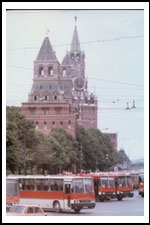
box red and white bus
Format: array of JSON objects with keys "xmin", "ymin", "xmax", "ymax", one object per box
[
  {"xmin": 14, "ymin": 175, "xmax": 95, "ymax": 213},
  {"xmin": 75, "ymin": 173, "xmax": 116, "ymax": 202},
  {"xmin": 130, "ymin": 171, "xmax": 139, "ymax": 189},
  {"xmin": 113, "ymin": 174, "xmax": 134, "ymax": 201},
  {"xmin": 138, "ymin": 173, "xmax": 144, "ymax": 197},
  {"xmin": 6, "ymin": 177, "xmax": 20, "ymax": 211},
  {"xmin": 91, "ymin": 174, "xmax": 116, "ymax": 202}
]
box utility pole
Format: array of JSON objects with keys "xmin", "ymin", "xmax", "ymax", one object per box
[
  {"xmin": 80, "ymin": 143, "xmax": 83, "ymax": 173},
  {"xmin": 106, "ymin": 154, "xmax": 109, "ymax": 172},
  {"xmin": 59, "ymin": 139, "xmax": 62, "ymax": 174},
  {"xmin": 95, "ymin": 147, "xmax": 98, "ymax": 172},
  {"xmin": 24, "ymin": 120, "xmax": 26, "ymax": 175}
]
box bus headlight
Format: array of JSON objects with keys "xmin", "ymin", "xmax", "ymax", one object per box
[{"xmin": 74, "ymin": 200, "xmax": 79, "ymax": 203}]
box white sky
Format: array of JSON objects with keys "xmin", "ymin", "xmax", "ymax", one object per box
[
  {"xmin": 3, "ymin": 2, "xmax": 149, "ymax": 224},
  {"xmin": 5, "ymin": 5, "xmax": 148, "ymax": 162}
]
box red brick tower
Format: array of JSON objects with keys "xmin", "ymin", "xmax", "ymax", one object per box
[
  {"xmin": 22, "ymin": 20, "xmax": 98, "ymax": 137},
  {"xmin": 61, "ymin": 20, "xmax": 98, "ymax": 129}
]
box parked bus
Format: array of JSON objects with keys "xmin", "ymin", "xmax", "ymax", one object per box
[
  {"xmin": 138, "ymin": 173, "xmax": 144, "ymax": 197},
  {"xmin": 6, "ymin": 177, "xmax": 20, "ymax": 211},
  {"xmin": 15, "ymin": 175, "xmax": 95, "ymax": 213},
  {"xmin": 92, "ymin": 174, "xmax": 116, "ymax": 202},
  {"xmin": 130, "ymin": 171, "xmax": 139, "ymax": 189},
  {"xmin": 113, "ymin": 174, "xmax": 134, "ymax": 201},
  {"xmin": 76, "ymin": 173, "xmax": 116, "ymax": 202}
]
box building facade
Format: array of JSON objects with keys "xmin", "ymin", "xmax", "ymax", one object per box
[{"xmin": 22, "ymin": 23, "xmax": 98, "ymax": 137}]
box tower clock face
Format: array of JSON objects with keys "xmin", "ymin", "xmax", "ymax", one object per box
[{"xmin": 74, "ymin": 77, "xmax": 85, "ymax": 90}]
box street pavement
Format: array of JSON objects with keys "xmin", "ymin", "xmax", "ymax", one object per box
[{"xmin": 52, "ymin": 190, "xmax": 144, "ymax": 216}]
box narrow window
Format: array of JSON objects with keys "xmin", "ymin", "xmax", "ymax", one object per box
[
  {"xmin": 45, "ymin": 96, "xmax": 47, "ymax": 100},
  {"xmin": 34, "ymin": 96, "xmax": 37, "ymax": 101},
  {"xmin": 48, "ymin": 67, "xmax": 53, "ymax": 76},
  {"xmin": 36, "ymin": 121, "xmax": 38, "ymax": 129},
  {"xmin": 54, "ymin": 95, "xmax": 57, "ymax": 100},
  {"xmin": 62, "ymin": 69, "xmax": 67, "ymax": 77},
  {"xmin": 39, "ymin": 67, "xmax": 44, "ymax": 76},
  {"xmin": 68, "ymin": 120, "xmax": 71, "ymax": 129},
  {"xmin": 44, "ymin": 121, "xmax": 47, "ymax": 130}
]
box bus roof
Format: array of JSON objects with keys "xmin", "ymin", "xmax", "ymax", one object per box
[{"xmin": 6, "ymin": 175, "xmax": 93, "ymax": 180}]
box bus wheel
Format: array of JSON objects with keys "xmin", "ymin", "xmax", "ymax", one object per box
[
  {"xmin": 99, "ymin": 197, "xmax": 104, "ymax": 202},
  {"xmin": 74, "ymin": 208, "xmax": 81, "ymax": 214},
  {"xmin": 117, "ymin": 196, "xmax": 123, "ymax": 201},
  {"xmin": 53, "ymin": 201, "xmax": 61, "ymax": 213}
]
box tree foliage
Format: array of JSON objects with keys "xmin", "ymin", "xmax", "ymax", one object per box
[{"xmin": 6, "ymin": 106, "xmax": 117, "ymax": 175}]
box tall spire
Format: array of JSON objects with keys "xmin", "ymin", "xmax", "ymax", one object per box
[
  {"xmin": 70, "ymin": 17, "xmax": 81, "ymax": 53},
  {"xmin": 36, "ymin": 32, "xmax": 57, "ymax": 61}
]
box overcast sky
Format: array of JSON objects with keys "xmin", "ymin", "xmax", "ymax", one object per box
[{"xmin": 5, "ymin": 8, "xmax": 146, "ymax": 161}]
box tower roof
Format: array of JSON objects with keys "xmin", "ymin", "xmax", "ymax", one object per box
[
  {"xmin": 70, "ymin": 25, "xmax": 81, "ymax": 53},
  {"xmin": 36, "ymin": 35, "xmax": 57, "ymax": 61}
]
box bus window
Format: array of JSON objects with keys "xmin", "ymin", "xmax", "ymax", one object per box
[
  {"xmin": 65, "ymin": 184, "xmax": 71, "ymax": 194},
  {"xmin": 118, "ymin": 177, "xmax": 126, "ymax": 187},
  {"xmin": 36, "ymin": 179, "xmax": 43, "ymax": 191},
  {"xmin": 84, "ymin": 179, "xmax": 93, "ymax": 194},
  {"xmin": 50, "ymin": 179, "xmax": 63, "ymax": 192},
  {"xmin": 108, "ymin": 177, "xmax": 115, "ymax": 188},
  {"xmin": 101, "ymin": 177, "xmax": 108, "ymax": 188},
  {"xmin": 126, "ymin": 177, "xmax": 132, "ymax": 187},
  {"xmin": 6, "ymin": 180, "xmax": 19, "ymax": 196},
  {"xmin": 73, "ymin": 179, "xmax": 84, "ymax": 194},
  {"xmin": 42, "ymin": 180, "xmax": 50, "ymax": 191}
]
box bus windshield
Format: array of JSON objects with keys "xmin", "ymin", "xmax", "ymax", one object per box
[
  {"xmin": 101, "ymin": 177, "xmax": 109, "ymax": 188},
  {"xmin": 108, "ymin": 177, "xmax": 115, "ymax": 188},
  {"xmin": 126, "ymin": 176, "xmax": 133, "ymax": 187},
  {"xmin": 117, "ymin": 177, "xmax": 126, "ymax": 187},
  {"xmin": 100, "ymin": 177, "xmax": 115, "ymax": 188},
  {"xmin": 84, "ymin": 178, "xmax": 94, "ymax": 194},
  {"xmin": 6, "ymin": 181, "xmax": 19, "ymax": 196},
  {"xmin": 139, "ymin": 174, "xmax": 144, "ymax": 184},
  {"xmin": 73, "ymin": 178, "xmax": 84, "ymax": 194}
]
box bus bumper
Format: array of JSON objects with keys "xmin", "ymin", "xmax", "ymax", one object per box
[{"xmin": 71, "ymin": 202, "xmax": 95, "ymax": 210}]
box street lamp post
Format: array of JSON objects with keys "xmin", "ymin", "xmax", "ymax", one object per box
[
  {"xmin": 59, "ymin": 139, "xmax": 62, "ymax": 174},
  {"xmin": 80, "ymin": 143, "xmax": 83, "ymax": 173},
  {"xmin": 24, "ymin": 120, "xmax": 26, "ymax": 175},
  {"xmin": 106, "ymin": 154, "xmax": 109, "ymax": 172}
]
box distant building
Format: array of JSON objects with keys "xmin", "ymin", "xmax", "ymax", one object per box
[
  {"xmin": 22, "ymin": 20, "xmax": 98, "ymax": 137},
  {"xmin": 106, "ymin": 133, "xmax": 118, "ymax": 152}
]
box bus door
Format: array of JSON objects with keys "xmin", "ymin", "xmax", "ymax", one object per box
[
  {"xmin": 64, "ymin": 182, "xmax": 72, "ymax": 210},
  {"xmin": 94, "ymin": 178, "xmax": 99, "ymax": 200}
]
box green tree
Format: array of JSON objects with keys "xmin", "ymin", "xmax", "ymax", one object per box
[
  {"xmin": 76, "ymin": 125, "xmax": 117, "ymax": 172},
  {"xmin": 50, "ymin": 128, "xmax": 79, "ymax": 173},
  {"xmin": 6, "ymin": 106, "xmax": 37, "ymax": 174}
]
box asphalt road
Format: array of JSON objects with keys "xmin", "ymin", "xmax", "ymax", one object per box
[{"xmin": 52, "ymin": 190, "xmax": 144, "ymax": 216}]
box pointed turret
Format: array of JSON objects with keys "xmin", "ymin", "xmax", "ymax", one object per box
[
  {"xmin": 70, "ymin": 17, "xmax": 81, "ymax": 53},
  {"xmin": 36, "ymin": 34, "xmax": 57, "ymax": 61}
]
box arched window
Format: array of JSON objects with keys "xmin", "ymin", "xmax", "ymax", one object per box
[
  {"xmin": 71, "ymin": 53, "xmax": 74, "ymax": 60},
  {"xmin": 60, "ymin": 121, "xmax": 63, "ymax": 127},
  {"xmin": 68, "ymin": 120, "xmax": 71, "ymax": 129},
  {"xmin": 54, "ymin": 95, "xmax": 57, "ymax": 100},
  {"xmin": 44, "ymin": 121, "xmax": 47, "ymax": 130},
  {"xmin": 48, "ymin": 67, "xmax": 54, "ymax": 76},
  {"xmin": 76, "ymin": 53, "xmax": 80, "ymax": 61},
  {"xmin": 39, "ymin": 67, "xmax": 44, "ymax": 76},
  {"xmin": 34, "ymin": 96, "xmax": 37, "ymax": 101},
  {"xmin": 62, "ymin": 69, "xmax": 67, "ymax": 77},
  {"xmin": 36, "ymin": 121, "xmax": 38, "ymax": 129},
  {"xmin": 45, "ymin": 96, "xmax": 47, "ymax": 100}
]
